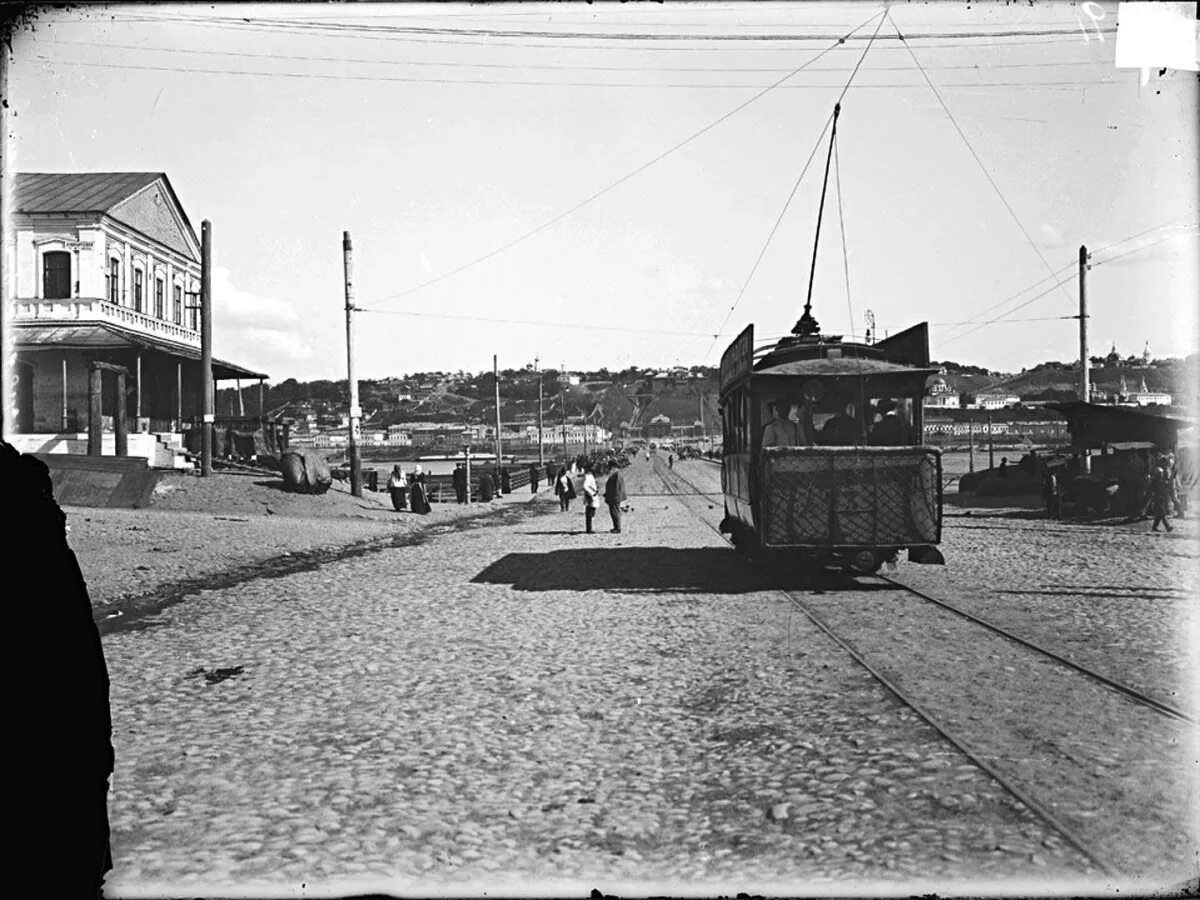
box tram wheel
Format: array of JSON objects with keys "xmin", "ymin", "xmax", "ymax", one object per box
[{"xmin": 843, "ymin": 549, "xmax": 882, "ymax": 575}]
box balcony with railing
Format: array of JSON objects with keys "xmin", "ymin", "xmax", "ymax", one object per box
[{"xmin": 11, "ymin": 296, "xmax": 201, "ymax": 349}]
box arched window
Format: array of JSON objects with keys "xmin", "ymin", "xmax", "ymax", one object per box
[{"xmin": 43, "ymin": 251, "xmax": 71, "ymax": 299}]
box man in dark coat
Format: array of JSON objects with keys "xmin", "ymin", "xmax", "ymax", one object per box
[
  {"xmin": 5, "ymin": 442, "xmax": 114, "ymax": 896},
  {"xmin": 452, "ymin": 463, "xmax": 467, "ymax": 504},
  {"xmin": 604, "ymin": 465, "xmax": 628, "ymax": 533},
  {"xmin": 869, "ymin": 399, "xmax": 913, "ymax": 446},
  {"xmin": 820, "ymin": 402, "xmax": 861, "ymax": 446}
]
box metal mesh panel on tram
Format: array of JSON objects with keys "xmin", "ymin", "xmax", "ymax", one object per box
[{"xmin": 761, "ymin": 447, "xmax": 941, "ymax": 547}]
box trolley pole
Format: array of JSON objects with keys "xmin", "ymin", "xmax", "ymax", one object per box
[
  {"xmin": 343, "ymin": 231, "xmax": 362, "ymax": 498},
  {"xmin": 200, "ymin": 220, "xmax": 213, "ymax": 477},
  {"xmin": 536, "ymin": 356, "xmax": 544, "ymax": 467},
  {"xmin": 494, "ymin": 355, "xmax": 503, "ymax": 491}
]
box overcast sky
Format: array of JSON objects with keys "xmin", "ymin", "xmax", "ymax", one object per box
[{"xmin": 8, "ymin": 1, "xmax": 1198, "ymax": 382}]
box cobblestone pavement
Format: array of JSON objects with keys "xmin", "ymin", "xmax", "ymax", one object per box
[{"xmin": 95, "ymin": 457, "xmax": 1193, "ymax": 897}]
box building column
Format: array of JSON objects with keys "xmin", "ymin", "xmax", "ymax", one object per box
[
  {"xmin": 115, "ymin": 369, "xmax": 128, "ymax": 457},
  {"xmin": 88, "ymin": 365, "xmax": 103, "ymax": 456}
]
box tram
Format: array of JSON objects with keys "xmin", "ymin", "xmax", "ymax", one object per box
[{"xmin": 717, "ymin": 310, "xmax": 945, "ymax": 574}]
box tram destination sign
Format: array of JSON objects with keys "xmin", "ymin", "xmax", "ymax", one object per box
[{"xmin": 720, "ymin": 324, "xmax": 754, "ymax": 393}]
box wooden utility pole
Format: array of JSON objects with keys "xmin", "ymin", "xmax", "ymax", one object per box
[
  {"xmin": 200, "ymin": 220, "xmax": 213, "ymax": 476},
  {"xmin": 344, "ymin": 231, "xmax": 362, "ymax": 497},
  {"xmin": 987, "ymin": 412, "xmax": 995, "ymax": 470},
  {"xmin": 1079, "ymin": 245, "xmax": 1090, "ymax": 405},
  {"xmin": 494, "ymin": 355, "xmax": 503, "ymax": 491},
  {"xmin": 536, "ymin": 356, "xmax": 544, "ymax": 467},
  {"xmin": 560, "ymin": 361, "xmax": 567, "ymax": 462},
  {"xmin": 968, "ymin": 419, "xmax": 975, "ymax": 473}
]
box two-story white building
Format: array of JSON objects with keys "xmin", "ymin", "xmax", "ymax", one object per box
[{"xmin": 7, "ymin": 172, "xmax": 266, "ymax": 465}]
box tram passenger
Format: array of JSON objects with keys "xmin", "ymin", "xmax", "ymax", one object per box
[
  {"xmin": 868, "ymin": 399, "xmax": 912, "ymax": 446},
  {"xmin": 820, "ymin": 402, "xmax": 861, "ymax": 446},
  {"xmin": 761, "ymin": 399, "xmax": 801, "ymax": 448}
]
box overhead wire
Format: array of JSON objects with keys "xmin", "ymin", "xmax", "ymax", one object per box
[
  {"xmin": 886, "ymin": 8, "xmax": 1077, "ymax": 313},
  {"xmin": 834, "ymin": 136, "xmax": 854, "ymax": 341},
  {"xmin": 703, "ymin": 10, "xmax": 888, "ymax": 362},
  {"xmin": 937, "ymin": 216, "xmax": 1197, "ymax": 343},
  {"xmin": 46, "ymin": 38, "xmax": 1114, "ymax": 74},
  {"xmin": 355, "ymin": 10, "xmax": 888, "ymax": 312},
  {"xmin": 36, "ymin": 59, "xmax": 1129, "ymax": 90},
  {"xmin": 936, "ymin": 226, "xmax": 1197, "ymax": 348}
]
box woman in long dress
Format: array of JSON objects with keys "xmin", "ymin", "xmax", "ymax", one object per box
[
  {"xmin": 387, "ymin": 465, "xmax": 408, "ymax": 511},
  {"xmin": 410, "ymin": 465, "xmax": 431, "ymax": 515}
]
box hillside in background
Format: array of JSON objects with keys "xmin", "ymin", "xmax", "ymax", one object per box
[{"xmin": 216, "ymin": 353, "xmax": 1198, "ymax": 429}]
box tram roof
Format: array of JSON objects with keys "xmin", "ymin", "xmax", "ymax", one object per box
[{"xmin": 753, "ymin": 356, "xmax": 940, "ymax": 379}]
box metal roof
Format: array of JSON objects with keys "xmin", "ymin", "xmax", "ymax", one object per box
[
  {"xmin": 12, "ymin": 323, "xmax": 268, "ymax": 380},
  {"xmin": 14, "ymin": 172, "xmax": 166, "ymax": 214},
  {"xmin": 755, "ymin": 357, "xmax": 940, "ymax": 378}
]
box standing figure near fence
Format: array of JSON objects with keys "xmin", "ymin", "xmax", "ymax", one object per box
[
  {"xmin": 581, "ymin": 464, "xmax": 599, "ymax": 533},
  {"xmin": 452, "ymin": 463, "xmax": 468, "ymax": 504},
  {"xmin": 555, "ymin": 466, "xmax": 574, "ymax": 512},
  {"xmin": 1149, "ymin": 467, "xmax": 1174, "ymax": 532},
  {"xmin": 387, "ymin": 465, "xmax": 409, "ymax": 512},
  {"xmin": 410, "ymin": 465, "xmax": 431, "ymax": 515},
  {"xmin": 604, "ymin": 464, "xmax": 627, "ymax": 533}
]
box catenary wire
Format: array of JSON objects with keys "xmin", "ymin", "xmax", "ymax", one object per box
[
  {"xmin": 886, "ymin": 9, "xmax": 1077, "ymax": 314},
  {"xmin": 834, "ymin": 137, "xmax": 855, "ymax": 341},
  {"xmin": 35, "ymin": 59, "xmax": 1132, "ymax": 90},
  {"xmin": 352, "ymin": 11, "xmax": 886, "ymax": 310},
  {"xmin": 704, "ymin": 11, "xmax": 888, "ymax": 361},
  {"xmin": 46, "ymin": 39, "xmax": 1114, "ymax": 74}
]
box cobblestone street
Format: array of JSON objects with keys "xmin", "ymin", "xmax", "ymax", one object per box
[{"xmin": 88, "ymin": 458, "xmax": 1197, "ymax": 897}]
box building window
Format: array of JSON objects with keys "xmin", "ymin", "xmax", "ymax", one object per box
[
  {"xmin": 108, "ymin": 258, "xmax": 121, "ymax": 304},
  {"xmin": 43, "ymin": 251, "xmax": 72, "ymax": 299},
  {"xmin": 155, "ymin": 277, "xmax": 165, "ymax": 319},
  {"xmin": 133, "ymin": 268, "xmax": 144, "ymax": 312},
  {"xmin": 173, "ymin": 284, "xmax": 182, "ymax": 324}
]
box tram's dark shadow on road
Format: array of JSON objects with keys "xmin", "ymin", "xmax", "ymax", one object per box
[{"xmin": 472, "ymin": 548, "xmax": 892, "ymax": 594}]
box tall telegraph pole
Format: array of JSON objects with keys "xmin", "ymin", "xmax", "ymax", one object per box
[
  {"xmin": 344, "ymin": 231, "xmax": 362, "ymax": 498},
  {"xmin": 200, "ymin": 220, "xmax": 213, "ymax": 477},
  {"xmin": 535, "ymin": 356, "xmax": 544, "ymax": 467},
  {"xmin": 1079, "ymin": 244, "xmax": 1091, "ymax": 474},
  {"xmin": 494, "ymin": 355, "xmax": 503, "ymax": 486}
]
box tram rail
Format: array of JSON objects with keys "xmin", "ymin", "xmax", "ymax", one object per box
[{"xmin": 652, "ymin": 457, "xmax": 1195, "ymax": 879}]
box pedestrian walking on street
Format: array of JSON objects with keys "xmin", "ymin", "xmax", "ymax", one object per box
[
  {"xmin": 1150, "ymin": 467, "xmax": 1174, "ymax": 532},
  {"xmin": 410, "ymin": 465, "xmax": 431, "ymax": 515},
  {"xmin": 604, "ymin": 464, "xmax": 627, "ymax": 533},
  {"xmin": 452, "ymin": 463, "xmax": 467, "ymax": 504},
  {"xmin": 555, "ymin": 466, "xmax": 575, "ymax": 511},
  {"xmin": 581, "ymin": 464, "xmax": 599, "ymax": 533},
  {"xmin": 387, "ymin": 465, "xmax": 409, "ymax": 511}
]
